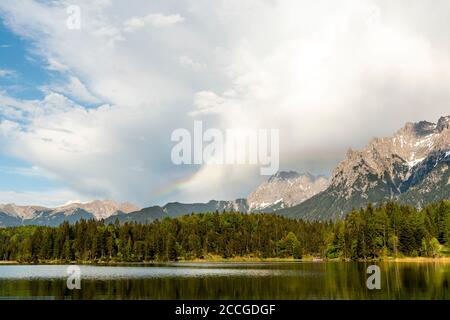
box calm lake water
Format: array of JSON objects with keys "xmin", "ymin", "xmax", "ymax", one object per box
[{"xmin": 0, "ymin": 262, "xmax": 449, "ymax": 300}]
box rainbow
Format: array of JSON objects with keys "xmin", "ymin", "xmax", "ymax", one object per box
[{"xmin": 150, "ymin": 171, "xmax": 198, "ymax": 200}]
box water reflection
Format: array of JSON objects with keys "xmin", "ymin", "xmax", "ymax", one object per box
[{"xmin": 0, "ymin": 262, "xmax": 449, "ymax": 300}]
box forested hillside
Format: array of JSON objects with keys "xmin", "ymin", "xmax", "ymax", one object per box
[{"xmin": 0, "ymin": 201, "xmax": 449, "ymax": 263}]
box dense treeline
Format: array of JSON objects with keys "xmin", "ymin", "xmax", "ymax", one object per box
[
  {"xmin": 326, "ymin": 201, "xmax": 450, "ymax": 259},
  {"xmin": 0, "ymin": 213, "xmax": 330, "ymax": 262},
  {"xmin": 0, "ymin": 201, "xmax": 449, "ymax": 263}
]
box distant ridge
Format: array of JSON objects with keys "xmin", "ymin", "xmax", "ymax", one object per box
[
  {"xmin": 276, "ymin": 116, "xmax": 450, "ymax": 220},
  {"xmin": 0, "ymin": 200, "xmax": 139, "ymax": 227},
  {"xmin": 109, "ymin": 172, "xmax": 329, "ymax": 224}
]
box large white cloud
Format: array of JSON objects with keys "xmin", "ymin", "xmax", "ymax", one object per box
[
  {"xmin": 124, "ymin": 13, "xmax": 184, "ymax": 32},
  {"xmin": 0, "ymin": 0, "xmax": 450, "ymax": 206}
]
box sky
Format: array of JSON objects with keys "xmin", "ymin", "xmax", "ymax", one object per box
[{"xmin": 0, "ymin": 0, "xmax": 449, "ymax": 208}]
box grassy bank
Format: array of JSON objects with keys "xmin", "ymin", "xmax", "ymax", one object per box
[
  {"xmin": 1, "ymin": 245, "xmax": 449, "ymax": 265},
  {"xmin": 178, "ymin": 254, "xmax": 316, "ymax": 263},
  {"xmin": 0, "ymin": 261, "xmax": 18, "ymax": 264},
  {"xmin": 3, "ymin": 255, "xmax": 450, "ymax": 265},
  {"xmin": 0, "ymin": 257, "xmax": 308, "ymax": 265},
  {"xmin": 381, "ymin": 256, "xmax": 450, "ymax": 263}
]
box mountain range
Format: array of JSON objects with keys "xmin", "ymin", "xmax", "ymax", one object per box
[
  {"xmin": 277, "ymin": 116, "xmax": 450, "ymax": 220},
  {"xmin": 0, "ymin": 116, "xmax": 449, "ymax": 226},
  {"xmin": 105, "ymin": 171, "xmax": 328, "ymax": 224},
  {"xmin": 0, "ymin": 200, "xmax": 139, "ymax": 227},
  {"xmin": 0, "ymin": 171, "xmax": 327, "ymax": 226}
]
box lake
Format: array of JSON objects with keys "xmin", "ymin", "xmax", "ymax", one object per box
[{"xmin": 0, "ymin": 262, "xmax": 449, "ymax": 300}]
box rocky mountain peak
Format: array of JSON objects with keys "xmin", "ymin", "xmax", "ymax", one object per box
[
  {"xmin": 396, "ymin": 121, "xmax": 436, "ymax": 139},
  {"xmin": 280, "ymin": 115, "xmax": 450, "ymax": 221},
  {"xmin": 55, "ymin": 200, "xmax": 140, "ymax": 219},
  {"xmin": 345, "ymin": 148, "xmax": 362, "ymax": 160},
  {"xmin": 437, "ymin": 116, "xmax": 450, "ymax": 132},
  {"xmin": 0, "ymin": 203, "xmax": 47, "ymax": 219},
  {"xmin": 0, "ymin": 200, "xmax": 140, "ymax": 225},
  {"xmin": 329, "ymin": 116, "xmax": 450, "ymax": 200},
  {"xmin": 248, "ymin": 171, "xmax": 328, "ymax": 211},
  {"xmin": 397, "ymin": 116, "xmax": 450, "ymax": 137},
  {"xmin": 268, "ymin": 170, "xmax": 301, "ymax": 182}
]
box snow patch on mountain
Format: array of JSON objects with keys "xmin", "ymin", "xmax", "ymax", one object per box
[{"xmin": 247, "ymin": 171, "xmax": 328, "ymax": 211}]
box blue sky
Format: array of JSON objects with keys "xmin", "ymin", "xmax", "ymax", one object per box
[
  {"xmin": 0, "ymin": 21, "xmax": 48, "ymax": 100},
  {"xmin": 0, "ymin": 1, "xmax": 449, "ymax": 208},
  {"xmin": 0, "ymin": 21, "xmax": 65, "ymax": 200}
]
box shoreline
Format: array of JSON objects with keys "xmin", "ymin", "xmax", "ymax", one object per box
[
  {"xmin": 0, "ymin": 261, "xmax": 19, "ymax": 264},
  {"xmin": 382, "ymin": 257, "xmax": 450, "ymax": 263},
  {"xmin": 1, "ymin": 256, "xmax": 450, "ymax": 265}
]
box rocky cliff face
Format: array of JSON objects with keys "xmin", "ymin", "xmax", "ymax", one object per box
[
  {"xmin": 277, "ymin": 116, "xmax": 450, "ymax": 220},
  {"xmin": 54, "ymin": 200, "xmax": 139, "ymax": 220},
  {"xmin": 247, "ymin": 171, "xmax": 328, "ymax": 212},
  {"xmin": 0, "ymin": 204, "xmax": 48, "ymax": 220}
]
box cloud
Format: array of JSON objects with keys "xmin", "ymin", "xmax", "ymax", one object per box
[
  {"xmin": 124, "ymin": 13, "xmax": 184, "ymax": 32},
  {"xmin": 46, "ymin": 58, "xmax": 69, "ymax": 72},
  {"xmin": 0, "ymin": 189, "xmax": 91, "ymax": 207},
  {"xmin": 190, "ymin": 91, "xmax": 226, "ymax": 115},
  {"xmin": 0, "ymin": 165, "xmax": 56, "ymax": 179},
  {"xmin": 0, "ymin": 91, "xmax": 182, "ymax": 205},
  {"xmin": 0, "ymin": 91, "xmax": 77, "ymax": 122},
  {"xmin": 0, "ymin": 69, "xmax": 15, "ymax": 77},
  {"xmin": 179, "ymin": 55, "xmax": 206, "ymax": 72},
  {"xmin": 0, "ymin": 0, "xmax": 450, "ymax": 206},
  {"xmin": 42, "ymin": 76, "xmax": 101, "ymax": 105}
]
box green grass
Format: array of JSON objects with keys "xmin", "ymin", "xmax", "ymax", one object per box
[{"xmin": 440, "ymin": 245, "xmax": 450, "ymax": 257}]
